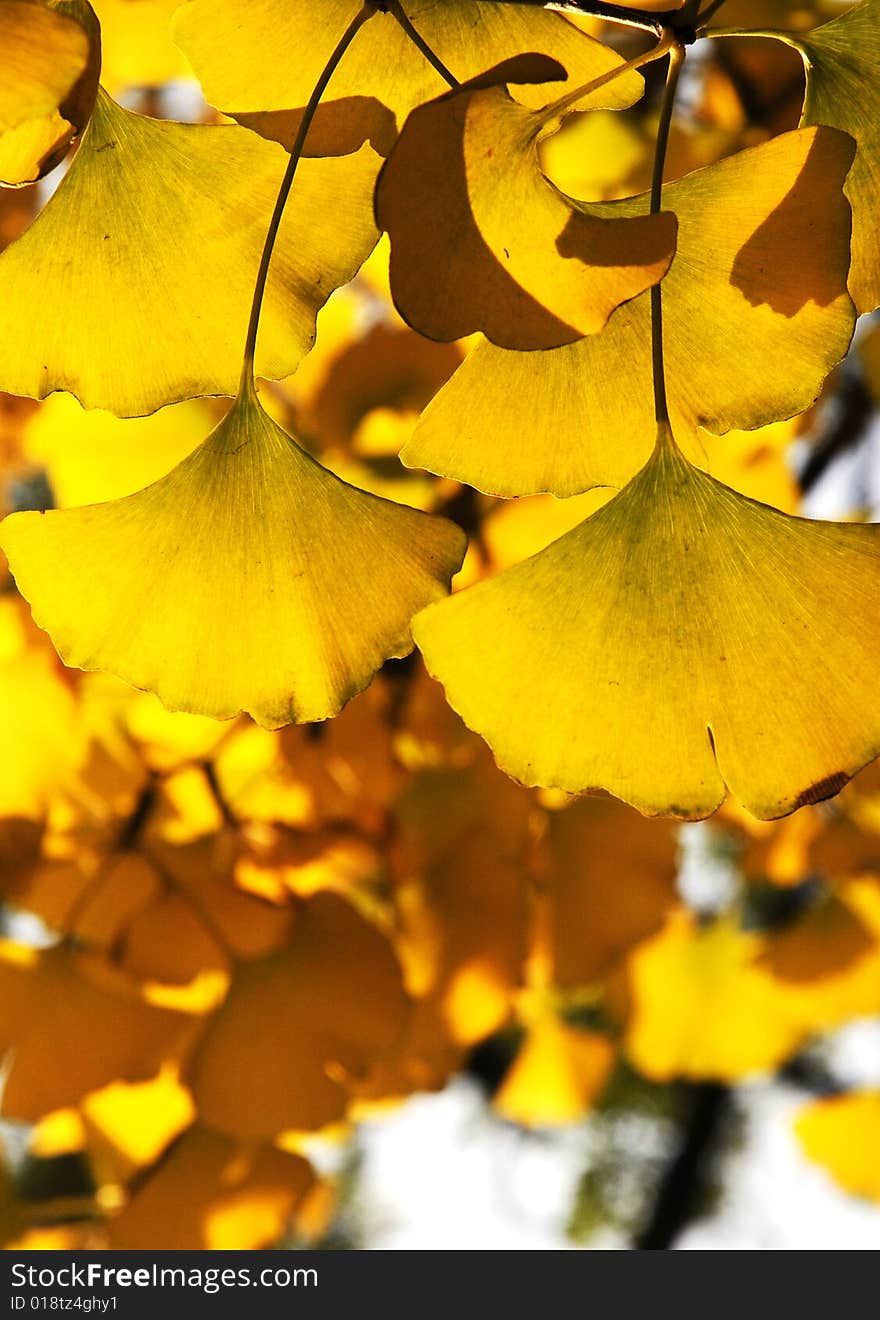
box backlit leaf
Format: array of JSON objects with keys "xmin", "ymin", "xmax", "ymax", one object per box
[
  {"xmin": 494, "ymin": 1014, "xmax": 615, "ymax": 1127},
  {"xmin": 0, "ymin": 90, "xmax": 381, "ymax": 415},
  {"xmin": 776, "ymin": 0, "xmax": 880, "ymax": 312},
  {"xmin": 404, "ymin": 126, "xmax": 855, "ymax": 495},
  {"xmin": 173, "ymin": 0, "xmax": 646, "ymax": 158},
  {"xmin": 796, "ymin": 1091, "xmax": 880, "ymax": 1202},
  {"xmin": 109, "ymin": 1126, "xmax": 318, "ymax": 1249},
  {"xmin": 0, "ymin": 0, "xmax": 98, "ymax": 186},
  {"xmin": 611, "ymin": 911, "xmax": 807, "ymax": 1082},
  {"xmin": 1, "ymin": 389, "xmax": 465, "ymax": 727},
  {"xmin": 188, "ymin": 893, "xmax": 408, "ymax": 1136},
  {"xmin": 375, "ymin": 62, "xmax": 677, "ymax": 349},
  {"xmin": 414, "ymin": 434, "xmax": 880, "ymax": 820},
  {"xmin": 0, "ymin": 943, "xmax": 188, "ymax": 1120}
]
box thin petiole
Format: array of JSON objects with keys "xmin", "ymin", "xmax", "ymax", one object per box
[
  {"xmin": 700, "ymin": 26, "xmax": 787, "ymax": 40},
  {"xmin": 537, "ymin": 26, "xmax": 676, "ymax": 127},
  {"xmin": 239, "ymin": 2, "xmax": 375, "ymax": 396},
  {"xmin": 386, "ymin": 0, "xmax": 460, "ymax": 87},
  {"xmin": 390, "ymin": 1, "xmax": 673, "ymax": 122},
  {"xmin": 474, "ymin": 0, "xmax": 677, "ymax": 38},
  {"xmin": 648, "ymin": 37, "xmax": 685, "ymax": 433}
]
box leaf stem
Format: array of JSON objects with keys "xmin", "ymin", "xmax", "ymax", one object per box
[
  {"xmin": 537, "ymin": 26, "xmax": 676, "ymax": 126},
  {"xmin": 473, "ymin": 0, "xmax": 680, "ymax": 37},
  {"xmin": 701, "ymin": 25, "xmax": 790, "ymax": 42},
  {"xmin": 239, "ymin": 2, "xmax": 375, "ymax": 396},
  {"xmin": 649, "ymin": 37, "xmax": 685, "ymax": 432},
  {"xmin": 386, "ymin": 0, "xmax": 460, "ymax": 88}
]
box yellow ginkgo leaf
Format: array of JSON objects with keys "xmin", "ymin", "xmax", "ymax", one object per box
[
  {"xmin": 0, "ymin": 597, "xmax": 82, "ymax": 820},
  {"xmin": 0, "ymin": 89, "xmax": 381, "ymax": 416},
  {"xmin": 796, "ymin": 1091, "xmax": 880, "ymax": 1203},
  {"xmin": 23, "ymin": 393, "xmax": 212, "ymax": 507},
  {"xmin": 404, "ymin": 126, "xmax": 855, "ymax": 495},
  {"xmin": 91, "ymin": 0, "xmax": 192, "ymax": 92},
  {"xmin": 494, "ymin": 1014, "xmax": 615, "ymax": 1127},
  {"xmin": 414, "ymin": 432, "xmax": 880, "ymax": 821},
  {"xmin": 611, "ymin": 911, "xmax": 807, "ymax": 1082},
  {"xmin": 758, "ymin": 876, "xmax": 880, "ymax": 1029},
  {"xmin": 188, "ymin": 892, "xmax": 408, "ymax": 1136},
  {"xmin": 770, "ymin": 0, "xmax": 880, "ymax": 312},
  {"xmin": 108, "ymin": 1126, "xmax": 318, "ymax": 1249},
  {"xmin": 540, "ymin": 796, "xmax": 679, "ymax": 985},
  {"xmin": 82, "ymin": 1068, "xmax": 195, "ymax": 1183},
  {"xmin": 0, "ymin": 111, "xmax": 73, "ymax": 188},
  {"xmin": 0, "ymin": 0, "xmax": 89, "ymax": 132},
  {"xmin": 173, "ymin": 0, "xmax": 646, "ymax": 159},
  {"xmin": 0, "ymin": 943, "xmax": 188, "ymax": 1121},
  {"xmin": 0, "ymin": 0, "xmax": 98, "ymax": 187},
  {"xmin": 0, "ymin": 389, "xmax": 465, "ymax": 727},
  {"xmin": 375, "ymin": 60, "xmax": 677, "ymax": 350}
]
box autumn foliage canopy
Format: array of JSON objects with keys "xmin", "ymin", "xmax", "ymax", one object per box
[{"xmin": 0, "ymin": 0, "xmax": 879, "ymax": 1250}]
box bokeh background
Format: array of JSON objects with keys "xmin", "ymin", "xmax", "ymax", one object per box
[{"xmin": 1, "ymin": 0, "xmax": 879, "ymax": 1250}]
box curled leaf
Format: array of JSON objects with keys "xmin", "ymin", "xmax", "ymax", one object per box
[
  {"xmin": 0, "ymin": 1, "xmax": 89, "ymax": 133},
  {"xmin": 414, "ymin": 434, "xmax": 880, "ymax": 821},
  {"xmin": 0, "ymin": 0, "xmax": 99, "ymax": 186},
  {"xmin": 375, "ymin": 60, "xmax": 677, "ymax": 349},
  {"xmin": 0, "ymin": 390, "xmax": 465, "ymax": 727},
  {"xmin": 404, "ymin": 126, "xmax": 856, "ymax": 495}
]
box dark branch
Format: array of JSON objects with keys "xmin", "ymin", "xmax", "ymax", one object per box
[{"xmin": 635, "ymin": 1082, "xmax": 732, "ymax": 1250}]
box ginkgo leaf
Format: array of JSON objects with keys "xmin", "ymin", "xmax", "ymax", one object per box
[
  {"xmin": 0, "ymin": 89, "xmax": 381, "ymax": 416},
  {"xmin": 0, "ymin": 598, "xmax": 82, "ymax": 821},
  {"xmin": 796, "ymin": 1091, "xmax": 880, "ymax": 1203},
  {"xmin": 91, "ymin": 0, "xmax": 192, "ymax": 92},
  {"xmin": 188, "ymin": 892, "xmax": 408, "ymax": 1136},
  {"xmin": 610, "ymin": 911, "xmax": 807, "ymax": 1082},
  {"xmin": 403, "ymin": 126, "xmax": 856, "ymax": 495},
  {"xmin": 81, "ymin": 1069, "xmax": 195, "ymax": 1183},
  {"xmin": 0, "ymin": 111, "xmax": 75, "ymax": 187},
  {"xmin": 0, "ymin": 389, "xmax": 465, "ymax": 727},
  {"xmin": 0, "ymin": 943, "xmax": 188, "ymax": 1120},
  {"xmin": 392, "ymin": 823, "xmax": 529, "ymax": 1046},
  {"xmin": 0, "ymin": 0, "xmax": 89, "ymax": 132},
  {"xmin": 493, "ymin": 1015, "xmax": 615, "ymax": 1127},
  {"xmin": 770, "ymin": 0, "xmax": 880, "ymax": 313},
  {"xmin": 23, "ymin": 393, "xmax": 211, "ymax": 507},
  {"xmin": 375, "ymin": 61, "xmax": 677, "ymax": 350},
  {"xmin": 173, "ymin": 0, "xmax": 646, "ymax": 159},
  {"xmin": 540, "ymin": 797, "xmax": 679, "ymax": 985},
  {"xmin": 0, "ymin": 0, "xmax": 99, "ymax": 187},
  {"xmin": 758, "ymin": 876, "xmax": 880, "ymax": 1029},
  {"xmin": 414, "ymin": 433, "xmax": 880, "ymax": 821},
  {"xmin": 108, "ymin": 1126, "xmax": 318, "ymax": 1249}
]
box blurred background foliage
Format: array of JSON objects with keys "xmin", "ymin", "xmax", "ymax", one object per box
[{"xmin": 0, "ymin": 0, "xmax": 879, "ymax": 1250}]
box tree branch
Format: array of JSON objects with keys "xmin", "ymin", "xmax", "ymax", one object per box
[{"xmin": 635, "ymin": 1081, "xmax": 732, "ymax": 1249}]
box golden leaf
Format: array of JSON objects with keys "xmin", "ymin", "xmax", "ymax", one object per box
[
  {"xmin": 0, "ymin": 90, "xmax": 380, "ymax": 414},
  {"xmin": 404, "ymin": 126, "xmax": 855, "ymax": 496},
  {"xmin": 414, "ymin": 434, "xmax": 880, "ymax": 820},
  {"xmin": 1, "ymin": 390, "xmax": 465, "ymax": 726}
]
